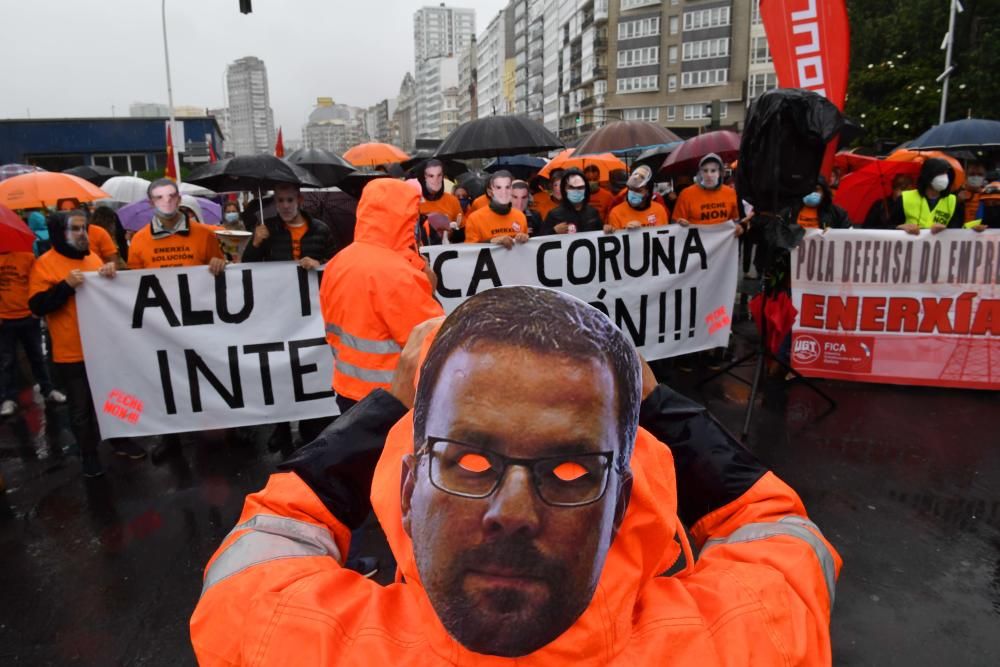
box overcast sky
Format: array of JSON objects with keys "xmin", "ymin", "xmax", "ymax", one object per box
[{"xmin": 0, "ymin": 0, "xmax": 508, "ymax": 140}]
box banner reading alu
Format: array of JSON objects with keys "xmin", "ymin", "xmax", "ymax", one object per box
[
  {"xmin": 791, "ymin": 229, "xmax": 1000, "ymax": 390},
  {"xmin": 77, "ymin": 262, "xmax": 340, "ymax": 438},
  {"xmin": 421, "ymin": 225, "xmax": 740, "ymax": 361}
]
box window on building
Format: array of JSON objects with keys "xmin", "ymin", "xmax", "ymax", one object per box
[
  {"xmin": 92, "ymin": 153, "xmax": 148, "ymax": 173},
  {"xmin": 669, "ymin": 16, "xmax": 679, "ymax": 35},
  {"xmin": 616, "ymin": 75, "xmax": 659, "ymax": 93},
  {"xmin": 668, "ymin": 45, "xmax": 678, "ymax": 63},
  {"xmin": 668, "ymin": 74, "xmax": 677, "ymax": 91},
  {"xmin": 747, "ymin": 71, "xmax": 779, "ymax": 100},
  {"xmin": 620, "ymin": 0, "xmax": 661, "ymax": 10},
  {"xmin": 666, "ymin": 105, "xmax": 676, "ymax": 120},
  {"xmin": 682, "ymin": 6, "xmax": 731, "ymax": 31},
  {"xmin": 681, "ymin": 68, "xmax": 728, "ymax": 88},
  {"xmin": 618, "ymin": 46, "xmax": 660, "ymax": 68},
  {"xmin": 622, "ymin": 107, "xmax": 660, "ymax": 122},
  {"xmin": 752, "ymin": 0, "xmax": 762, "ymax": 25},
  {"xmin": 750, "ymin": 36, "xmax": 771, "ymax": 65},
  {"xmin": 683, "ymin": 101, "xmax": 729, "ymax": 120},
  {"xmin": 682, "ymin": 38, "xmax": 729, "ymax": 61},
  {"xmin": 618, "ymin": 16, "xmax": 661, "ymax": 40}
]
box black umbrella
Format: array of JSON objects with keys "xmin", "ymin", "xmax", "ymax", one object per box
[
  {"xmin": 335, "ymin": 170, "xmax": 392, "ymax": 199},
  {"xmin": 435, "ymin": 115, "xmax": 563, "ymax": 160},
  {"xmin": 633, "ymin": 142, "xmax": 684, "ymax": 175},
  {"xmin": 484, "ymin": 155, "xmax": 547, "ymax": 180},
  {"xmin": 401, "ymin": 156, "xmax": 469, "ymax": 181},
  {"xmin": 187, "ymin": 154, "xmax": 323, "ymax": 192},
  {"xmin": 285, "ymin": 148, "xmax": 355, "ymax": 187},
  {"xmin": 63, "ymin": 165, "xmax": 121, "ymax": 185},
  {"xmin": 907, "ymin": 118, "xmax": 1000, "ymax": 151}
]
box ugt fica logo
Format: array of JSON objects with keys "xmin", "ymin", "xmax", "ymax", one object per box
[{"xmin": 792, "ymin": 335, "xmax": 820, "ymax": 365}]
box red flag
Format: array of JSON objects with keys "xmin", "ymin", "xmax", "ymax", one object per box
[
  {"xmin": 209, "ymin": 142, "xmax": 218, "ymax": 163},
  {"xmin": 760, "ymin": 0, "xmax": 850, "ymax": 175},
  {"xmin": 274, "ymin": 127, "xmax": 284, "ymax": 157},
  {"xmin": 165, "ymin": 123, "xmax": 177, "ymax": 180}
]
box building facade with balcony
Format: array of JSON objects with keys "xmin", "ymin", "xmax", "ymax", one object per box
[
  {"xmin": 477, "ymin": 9, "xmax": 516, "ymax": 119},
  {"xmin": 413, "ymin": 5, "xmax": 476, "ymax": 140},
  {"xmin": 457, "ymin": 36, "xmax": 478, "ymax": 124}
]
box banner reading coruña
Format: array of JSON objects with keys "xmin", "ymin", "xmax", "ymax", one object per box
[
  {"xmin": 421, "ymin": 225, "xmax": 739, "ymax": 361},
  {"xmin": 791, "ymin": 229, "xmax": 1000, "ymax": 390},
  {"xmin": 77, "ymin": 262, "xmax": 340, "ymax": 438}
]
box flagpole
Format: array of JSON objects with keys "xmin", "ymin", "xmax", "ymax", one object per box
[
  {"xmin": 162, "ymin": 0, "xmax": 182, "ymax": 184},
  {"xmin": 939, "ymin": 0, "xmax": 959, "ymax": 125}
]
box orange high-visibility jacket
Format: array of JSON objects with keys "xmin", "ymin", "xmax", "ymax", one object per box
[
  {"xmin": 319, "ymin": 179, "xmax": 444, "ymax": 400},
  {"xmin": 192, "ymin": 388, "xmax": 841, "ymax": 666}
]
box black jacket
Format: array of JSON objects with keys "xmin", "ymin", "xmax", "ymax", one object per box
[
  {"xmin": 242, "ymin": 211, "xmax": 339, "ymax": 263},
  {"xmin": 538, "ymin": 169, "xmax": 603, "ymax": 235}
]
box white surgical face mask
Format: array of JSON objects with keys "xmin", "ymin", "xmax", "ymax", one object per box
[{"xmin": 930, "ymin": 174, "xmax": 950, "ymax": 192}]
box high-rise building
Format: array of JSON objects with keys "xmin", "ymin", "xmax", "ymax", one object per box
[
  {"xmin": 303, "ymin": 98, "xmax": 365, "ymax": 155},
  {"xmin": 226, "ymin": 56, "xmax": 276, "ymax": 155},
  {"xmin": 457, "ymin": 36, "xmax": 478, "ymax": 124},
  {"xmin": 476, "ymin": 9, "xmax": 514, "ymax": 119},
  {"xmin": 394, "ymin": 73, "xmax": 418, "ymax": 151},
  {"xmin": 603, "ymin": 0, "xmax": 758, "ymax": 135},
  {"xmin": 207, "ymin": 107, "xmax": 230, "ymax": 155},
  {"xmin": 746, "ymin": 0, "xmax": 778, "ymax": 105},
  {"xmin": 413, "ymin": 4, "xmax": 476, "ymax": 140},
  {"xmin": 514, "ymin": 0, "xmax": 546, "ymax": 121}
]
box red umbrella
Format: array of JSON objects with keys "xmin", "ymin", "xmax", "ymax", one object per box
[
  {"xmin": 833, "ymin": 159, "xmax": 922, "ymax": 225},
  {"xmin": 832, "ymin": 150, "xmax": 877, "ymax": 174},
  {"xmin": 660, "ymin": 130, "xmax": 741, "ymax": 176},
  {"xmin": 0, "ymin": 204, "xmax": 36, "ymax": 253}
]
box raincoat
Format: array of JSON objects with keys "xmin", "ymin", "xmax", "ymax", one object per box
[
  {"xmin": 319, "ymin": 179, "xmax": 444, "ymax": 401},
  {"xmin": 192, "ymin": 380, "xmax": 841, "ymax": 665}
]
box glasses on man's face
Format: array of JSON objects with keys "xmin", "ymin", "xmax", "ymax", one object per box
[{"xmin": 418, "ymin": 437, "xmax": 615, "ymax": 507}]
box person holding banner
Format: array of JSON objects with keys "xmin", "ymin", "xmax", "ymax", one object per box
[
  {"xmin": 672, "ymin": 154, "xmax": 743, "ymax": 237},
  {"xmin": 538, "ymin": 168, "xmax": 602, "ymax": 236},
  {"xmin": 605, "ymin": 165, "xmax": 668, "ymax": 233},
  {"xmin": 126, "ymin": 179, "xmax": 226, "ymax": 274},
  {"xmin": 463, "ymin": 171, "xmax": 529, "ymax": 249},
  {"xmin": 28, "ymin": 211, "xmax": 145, "ymax": 477},
  {"xmin": 242, "ymin": 183, "xmax": 337, "ymax": 270},
  {"xmin": 319, "ymin": 178, "xmax": 444, "ymax": 417},
  {"xmin": 192, "ymin": 286, "xmax": 840, "ymax": 665},
  {"xmin": 417, "ymin": 160, "xmax": 464, "ymax": 246},
  {"xmin": 511, "ymin": 179, "xmax": 543, "ymax": 236},
  {"xmin": 891, "ymin": 158, "xmax": 963, "ymax": 235}
]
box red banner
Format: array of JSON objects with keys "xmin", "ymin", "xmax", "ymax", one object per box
[
  {"xmin": 791, "ymin": 229, "xmax": 1000, "ymax": 391},
  {"xmin": 165, "ymin": 123, "xmax": 177, "ymax": 181},
  {"xmin": 760, "ymin": 0, "xmax": 850, "ymax": 109},
  {"xmin": 274, "ymin": 127, "xmax": 285, "ymax": 158}
]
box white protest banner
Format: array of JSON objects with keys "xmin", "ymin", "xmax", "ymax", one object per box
[
  {"xmin": 421, "ymin": 225, "xmax": 739, "ymax": 360},
  {"xmin": 77, "ymin": 262, "xmax": 340, "ymax": 438},
  {"xmin": 790, "ymin": 229, "xmax": 1000, "ymax": 390}
]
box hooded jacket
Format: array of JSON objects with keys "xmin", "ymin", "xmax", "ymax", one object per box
[
  {"xmin": 890, "ymin": 158, "xmax": 962, "ymax": 228},
  {"xmin": 27, "ymin": 212, "xmax": 103, "ymax": 363},
  {"xmin": 319, "ymin": 179, "xmax": 444, "ymax": 400},
  {"xmin": 539, "ymin": 169, "xmax": 603, "ymax": 236},
  {"xmin": 191, "ymin": 376, "xmax": 841, "ymax": 665},
  {"xmin": 27, "ymin": 211, "xmax": 50, "ymax": 256}
]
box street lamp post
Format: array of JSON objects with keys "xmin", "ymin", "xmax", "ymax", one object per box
[
  {"xmin": 938, "ymin": 0, "xmax": 963, "ymax": 126},
  {"xmin": 162, "ymin": 0, "xmax": 182, "ymax": 183}
]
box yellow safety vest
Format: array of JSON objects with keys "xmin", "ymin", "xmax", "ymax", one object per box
[{"xmin": 901, "ymin": 189, "xmax": 956, "ymax": 229}]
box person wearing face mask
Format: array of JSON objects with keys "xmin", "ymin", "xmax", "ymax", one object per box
[
  {"xmin": 528, "ymin": 174, "xmax": 557, "ymax": 221},
  {"xmin": 966, "ymin": 181, "xmax": 1000, "ymax": 231},
  {"xmin": 863, "ymin": 174, "xmax": 914, "ymax": 229},
  {"xmin": 605, "ymin": 165, "xmax": 669, "ymax": 233},
  {"xmin": 789, "ymin": 176, "xmax": 850, "ymax": 231},
  {"xmin": 890, "ymin": 158, "xmax": 963, "ymax": 234},
  {"xmin": 538, "ymin": 168, "xmax": 603, "ymax": 236},
  {"xmin": 672, "ymin": 154, "xmax": 744, "ymax": 237},
  {"xmin": 452, "ymin": 185, "xmax": 472, "ymax": 215},
  {"xmin": 956, "ymin": 161, "xmax": 988, "ymax": 224},
  {"xmin": 510, "ymin": 179, "xmax": 543, "ymax": 236},
  {"xmin": 416, "ymin": 160, "xmax": 463, "ymax": 246},
  {"xmin": 582, "ymin": 164, "xmax": 614, "ymax": 223},
  {"xmin": 221, "ymin": 201, "xmax": 245, "ymax": 231},
  {"xmin": 243, "ymin": 183, "xmax": 338, "ymax": 271},
  {"xmin": 463, "ymin": 171, "xmax": 529, "ymax": 249}
]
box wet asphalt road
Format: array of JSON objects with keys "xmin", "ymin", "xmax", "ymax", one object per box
[{"xmin": 0, "ymin": 342, "xmax": 998, "ymax": 666}]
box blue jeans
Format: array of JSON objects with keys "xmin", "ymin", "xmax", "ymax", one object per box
[{"xmin": 0, "ymin": 316, "xmax": 54, "ymax": 402}]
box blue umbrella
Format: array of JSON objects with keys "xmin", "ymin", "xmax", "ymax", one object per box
[
  {"xmin": 908, "ymin": 118, "xmax": 1000, "ymax": 151},
  {"xmin": 484, "ymin": 155, "xmax": 547, "ymax": 180}
]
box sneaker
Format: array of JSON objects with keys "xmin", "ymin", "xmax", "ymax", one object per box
[
  {"xmin": 0, "ymin": 400, "xmax": 16, "ymax": 417},
  {"xmin": 82, "ymin": 453, "xmax": 104, "ymax": 478},
  {"xmin": 109, "ymin": 439, "xmax": 147, "ymax": 460},
  {"xmin": 44, "ymin": 390, "xmax": 67, "ymax": 404},
  {"xmin": 345, "ymin": 556, "xmax": 379, "ymax": 579}
]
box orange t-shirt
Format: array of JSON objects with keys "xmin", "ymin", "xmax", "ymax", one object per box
[
  {"xmin": 28, "ymin": 250, "xmax": 103, "ymax": 363},
  {"xmin": 796, "ymin": 207, "xmax": 820, "ymax": 229},
  {"xmin": 419, "ymin": 192, "xmax": 463, "ymax": 223},
  {"xmin": 608, "ymin": 201, "xmax": 669, "ymax": 230},
  {"xmin": 0, "ymin": 252, "xmax": 35, "ymax": 319},
  {"xmin": 588, "ymin": 187, "xmax": 615, "ymax": 223},
  {"xmin": 88, "ymin": 224, "xmax": 118, "ymax": 262},
  {"xmin": 464, "ymin": 207, "xmax": 529, "ymax": 243},
  {"xmin": 531, "ymin": 191, "xmax": 558, "ymax": 221},
  {"xmin": 672, "ymin": 185, "xmax": 739, "ymax": 225},
  {"xmin": 466, "ymin": 194, "xmax": 490, "ymax": 215},
  {"xmin": 964, "ymin": 190, "xmax": 983, "ymax": 223},
  {"xmin": 127, "ymin": 220, "xmax": 224, "ymax": 269},
  {"xmin": 286, "ymin": 223, "xmax": 308, "ymax": 260}
]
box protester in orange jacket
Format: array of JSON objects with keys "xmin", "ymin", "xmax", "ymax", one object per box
[
  {"xmin": 319, "ymin": 178, "xmax": 444, "ymax": 414},
  {"xmin": 192, "ymin": 286, "xmax": 840, "ymax": 666},
  {"xmin": 605, "ymin": 165, "xmax": 669, "ymax": 232},
  {"xmin": 672, "ymin": 153, "xmax": 744, "ymax": 237}
]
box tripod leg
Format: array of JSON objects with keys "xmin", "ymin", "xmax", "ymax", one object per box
[
  {"xmin": 766, "ymin": 352, "xmax": 838, "ymax": 409},
  {"xmin": 741, "ymin": 347, "xmax": 767, "ymax": 440},
  {"xmin": 696, "ymin": 350, "xmax": 756, "ymax": 387}
]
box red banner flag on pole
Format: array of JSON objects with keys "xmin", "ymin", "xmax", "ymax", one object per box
[
  {"xmin": 165, "ymin": 123, "xmax": 178, "ymax": 180},
  {"xmin": 208, "ymin": 142, "xmax": 218, "ymax": 163},
  {"xmin": 274, "ymin": 127, "xmax": 284, "ymax": 158},
  {"xmin": 760, "ymin": 0, "xmax": 850, "ymax": 175}
]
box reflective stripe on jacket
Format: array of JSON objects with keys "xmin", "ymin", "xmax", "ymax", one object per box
[
  {"xmin": 902, "ymin": 189, "xmax": 957, "ymax": 228},
  {"xmin": 319, "ymin": 179, "xmax": 444, "ymax": 400}
]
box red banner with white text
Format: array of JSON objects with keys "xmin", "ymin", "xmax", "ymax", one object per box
[{"xmin": 790, "ymin": 229, "xmax": 1000, "ymax": 390}]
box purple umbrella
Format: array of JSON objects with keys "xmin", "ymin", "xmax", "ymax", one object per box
[{"xmin": 117, "ymin": 196, "xmax": 222, "ymax": 232}]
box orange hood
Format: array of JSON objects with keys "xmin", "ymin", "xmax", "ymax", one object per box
[
  {"xmin": 370, "ymin": 333, "xmax": 686, "ymax": 664},
  {"xmin": 353, "ymin": 178, "xmax": 421, "ymax": 257}
]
